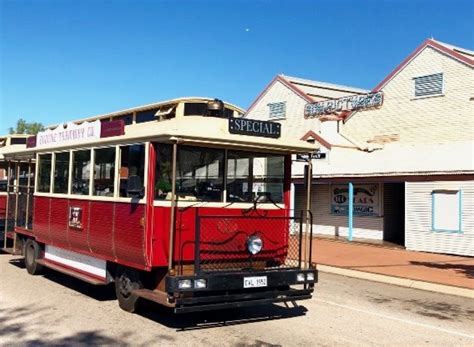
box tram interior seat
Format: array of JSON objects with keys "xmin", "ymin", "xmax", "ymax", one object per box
[{"xmin": 126, "ymin": 175, "xmax": 144, "ymax": 198}]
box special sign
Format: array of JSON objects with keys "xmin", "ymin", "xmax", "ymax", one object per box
[
  {"xmin": 304, "ymin": 91, "xmax": 383, "ymax": 118},
  {"xmin": 331, "ymin": 184, "xmax": 379, "ymax": 217},
  {"xmin": 229, "ymin": 118, "xmax": 281, "ymax": 138}
]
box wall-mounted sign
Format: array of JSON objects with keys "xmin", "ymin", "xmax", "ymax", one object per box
[
  {"xmin": 296, "ymin": 151, "xmax": 327, "ymax": 161},
  {"xmin": 331, "ymin": 184, "xmax": 380, "ymax": 217},
  {"xmin": 100, "ymin": 119, "xmax": 125, "ymax": 138},
  {"xmin": 305, "ymin": 91, "xmax": 383, "ymax": 118},
  {"xmin": 68, "ymin": 206, "xmax": 83, "ymax": 229},
  {"xmin": 229, "ymin": 118, "xmax": 281, "ymax": 138},
  {"xmin": 37, "ymin": 120, "xmax": 101, "ymax": 148}
]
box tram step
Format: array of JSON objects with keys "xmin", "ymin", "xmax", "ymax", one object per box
[
  {"xmin": 132, "ymin": 288, "xmax": 174, "ymax": 307},
  {"xmin": 36, "ymin": 259, "xmax": 108, "ymax": 285},
  {"xmin": 1, "ymin": 247, "xmax": 22, "ymax": 255}
]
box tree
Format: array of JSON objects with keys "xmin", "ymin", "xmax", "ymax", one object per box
[{"xmin": 8, "ymin": 118, "xmax": 45, "ymax": 135}]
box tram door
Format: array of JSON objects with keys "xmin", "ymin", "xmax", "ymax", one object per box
[{"xmin": 2, "ymin": 159, "xmax": 35, "ymax": 252}]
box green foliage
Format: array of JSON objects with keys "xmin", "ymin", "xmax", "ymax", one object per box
[{"xmin": 8, "ymin": 118, "xmax": 45, "ymax": 135}]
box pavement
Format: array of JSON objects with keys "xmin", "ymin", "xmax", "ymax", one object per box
[{"xmin": 311, "ymin": 237, "xmax": 474, "ymax": 298}]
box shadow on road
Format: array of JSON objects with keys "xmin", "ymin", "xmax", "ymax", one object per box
[
  {"xmin": 5, "ymin": 257, "xmax": 308, "ymax": 331},
  {"xmin": 136, "ymin": 300, "xmax": 308, "ymax": 331},
  {"xmin": 0, "ymin": 304, "xmax": 130, "ymax": 346}
]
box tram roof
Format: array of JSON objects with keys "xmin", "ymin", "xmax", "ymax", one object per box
[
  {"xmin": 1, "ymin": 99, "xmax": 317, "ymax": 158},
  {"xmin": 44, "ymin": 97, "xmax": 245, "ymax": 128}
]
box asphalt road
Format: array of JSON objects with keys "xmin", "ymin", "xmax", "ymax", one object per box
[{"xmin": 1, "ymin": 252, "xmax": 473, "ymax": 346}]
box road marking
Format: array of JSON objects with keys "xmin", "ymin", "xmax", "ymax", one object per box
[{"xmin": 314, "ymin": 298, "xmax": 474, "ymax": 340}]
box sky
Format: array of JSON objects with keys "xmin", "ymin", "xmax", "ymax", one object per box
[{"xmin": 1, "ymin": 0, "xmax": 473, "ymax": 132}]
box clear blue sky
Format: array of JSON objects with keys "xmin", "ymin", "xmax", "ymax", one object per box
[{"xmin": 1, "ymin": 0, "xmax": 473, "ymax": 131}]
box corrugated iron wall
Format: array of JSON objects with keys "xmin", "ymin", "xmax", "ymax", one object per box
[
  {"xmin": 294, "ymin": 184, "xmax": 383, "ymax": 240},
  {"xmin": 405, "ymin": 180, "xmax": 474, "ymax": 256}
]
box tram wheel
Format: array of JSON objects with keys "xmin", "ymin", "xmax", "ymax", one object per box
[
  {"xmin": 24, "ymin": 239, "xmax": 43, "ymax": 275},
  {"xmin": 115, "ymin": 266, "xmax": 143, "ymax": 313}
]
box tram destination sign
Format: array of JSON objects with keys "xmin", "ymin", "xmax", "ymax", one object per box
[{"xmin": 228, "ymin": 118, "xmax": 281, "ymax": 138}]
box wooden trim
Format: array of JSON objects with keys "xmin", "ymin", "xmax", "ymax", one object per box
[
  {"xmin": 294, "ymin": 174, "xmax": 474, "ymax": 184},
  {"xmin": 246, "ymin": 75, "xmax": 315, "ymax": 116},
  {"xmin": 300, "ymin": 130, "xmax": 332, "ymax": 149}
]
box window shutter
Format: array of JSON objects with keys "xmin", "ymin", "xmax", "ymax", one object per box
[
  {"xmin": 268, "ymin": 102, "xmax": 286, "ymax": 119},
  {"xmin": 414, "ymin": 73, "xmax": 443, "ymax": 97}
]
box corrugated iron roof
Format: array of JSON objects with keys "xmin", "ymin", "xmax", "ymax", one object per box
[{"xmin": 282, "ymin": 75, "xmax": 369, "ymax": 95}]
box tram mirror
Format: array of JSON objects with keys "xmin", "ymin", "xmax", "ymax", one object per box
[{"xmin": 126, "ymin": 175, "xmax": 144, "ymax": 198}]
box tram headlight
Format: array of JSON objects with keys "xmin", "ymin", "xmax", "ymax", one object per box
[
  {"xmin": 178, "ymin": 279, "xmax": 192, "ymax": 289},
  {"xmin": 247, "ymin": 235, "xmax": 263, "ymax": 255},
  {"xmin": 307, "ymin": 272, "xmax": 315, "ymax": 281},
  {"xmin": 194, "ymin": 278, "xmax": 207, "ymax": 289}
]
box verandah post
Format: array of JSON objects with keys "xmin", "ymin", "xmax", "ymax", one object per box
[{"xmin": 348, "ymin": 182, "xmax": 353, "ymax": 241}]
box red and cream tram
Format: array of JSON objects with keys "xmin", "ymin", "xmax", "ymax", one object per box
[{"xmin": 2, "ymin": 97, "xmax": 317, "ymax": 313}]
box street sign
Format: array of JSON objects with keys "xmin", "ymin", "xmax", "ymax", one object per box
[{"xmin": 296, "ymin": 152, "xmax": 326, "ymax": 161}]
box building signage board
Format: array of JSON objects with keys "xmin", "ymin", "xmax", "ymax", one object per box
[
  {"xmin": 36, "ymin": 120, "xmax": 101, "ymax": 148},
  {"xmin": 305, "ymin": 91, "xmax": 383, "ymax": 118},
  {"xmin": 296, "ymin": 151, "xmax": 326, "ymax": 161},
  {"xmin": 229, "ymin": 118, "xmax": 281, "ymax": 138},
  {"xmin": 331, "ymin": 184, "xmax": 380, "ymax": 217}
]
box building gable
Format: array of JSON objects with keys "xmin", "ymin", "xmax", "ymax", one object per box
[{"xmin": 341, "ymin": 40, "xmax": 474, "ymax": 145}]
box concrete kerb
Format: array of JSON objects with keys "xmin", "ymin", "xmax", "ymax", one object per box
[{"xmin": 317, "ymin": 264, "xmax": 474, "ymax": 299}]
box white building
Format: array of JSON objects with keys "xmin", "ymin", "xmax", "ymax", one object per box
[{"xmin": 246, "ymin": 39, "xmax": 474, "ymax": 256}]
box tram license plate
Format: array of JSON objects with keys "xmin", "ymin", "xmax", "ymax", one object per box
[{"xmin": 243, "ymin": 276, "xmax": 267, "ymax": 288}]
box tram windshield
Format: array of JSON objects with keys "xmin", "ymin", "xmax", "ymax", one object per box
[{"xmin": 154, "ymin": 144, "xmax": 284, "ymax": 203}]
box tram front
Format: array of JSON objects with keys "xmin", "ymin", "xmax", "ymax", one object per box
[{"xmin": 152, "ymin": 115, "xmax": 318, "ymax": 313}]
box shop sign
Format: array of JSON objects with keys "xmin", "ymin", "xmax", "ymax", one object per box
[
  {"xmin": 229, "ymin": 118, "xmax": 281, "ymax": 138},
  {"xmin": 36, "ymin": 120, "xmax": 101, "ymax": 148},
  {"xmin": 331, "ymin": 184, "xmax": 379, "ymax": 217},
  {"xmin": 304, "ymin": 91, "xmax": 383, "ymax": 118}
]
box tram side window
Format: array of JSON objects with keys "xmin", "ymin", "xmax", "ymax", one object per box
[
  {"xmin": 227, "ymin": 151, "xmax": 284, "ymax": 203},
  {"xmin": 53, "ymin": 152, "xmax": 70, "ymax": 194},
  {"xmin": 0, "ymin": 164, "xmax": 7, "ymax": 192},
  {"xmin": 93, "ymin": 148, "xmax": 115, "ymax": 196},
  {"xmin": 154, "ymin": 144, "xmax": 224, "ymax": 201},
  {"xmin": 37, "ymin": 154, "xmax": 52, "ymax": 193},
  {"xmin": 155, "ymin": 144, "xmax": 172, "ymax": 200},
  {"xmin": 136, "ymin": 109, "xmax": 158, "ymax": 124},
  {"xmin": 72, "ymin": 150, "xmax": 91, "ymax": 195},
  {"xmin": 119, "ymin": 144, "xmax": 145, "ymax": 197}
]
